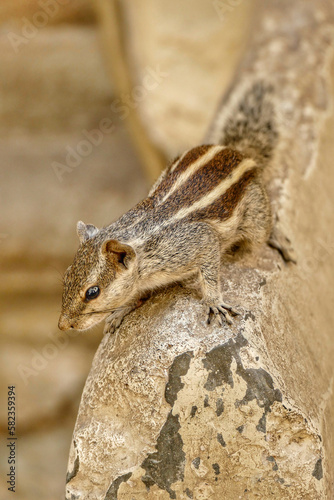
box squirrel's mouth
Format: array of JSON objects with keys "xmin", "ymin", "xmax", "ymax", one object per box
[{"xmin": 58, "ymin": 312, "xmax": 107, "ymax": 332}]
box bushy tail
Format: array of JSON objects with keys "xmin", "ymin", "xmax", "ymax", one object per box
[{"xmin": 206, "ymin": 81, "xmax": 278, "ymax": 167}]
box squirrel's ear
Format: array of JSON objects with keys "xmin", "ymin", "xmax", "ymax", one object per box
[
  {"xmin": 76, "ymin": 221, "xmax": 99, "ymax": 244},
  {"xmin": 102, "ymin": 239, "xmax": 136, "ymax": 269}
]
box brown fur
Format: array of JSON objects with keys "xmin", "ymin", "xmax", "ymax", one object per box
[{"xmin": 187, "ymin": 168, "xmax": 257, "ymax": 222}]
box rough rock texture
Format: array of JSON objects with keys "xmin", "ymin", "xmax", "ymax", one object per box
[{"xmin": 65, "ymin": 1, "xmax": 334, "ymax": 498}]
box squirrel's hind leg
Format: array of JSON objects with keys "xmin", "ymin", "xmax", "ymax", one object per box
[
  {"xmin": 235, "ymin": 183, "xmax": 296, "ymax": 263},
  {"xmin": 268, "ymin": 226, "xmax": 297, "ymax": 263}
]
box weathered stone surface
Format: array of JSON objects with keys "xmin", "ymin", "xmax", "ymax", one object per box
[
  {"xmin": 65, "ymin": 1, "xmax": 334, "ymax": 498},
  {"xmin": 65, "ymin": 246, "xmax": 333, "ymax": 498}
]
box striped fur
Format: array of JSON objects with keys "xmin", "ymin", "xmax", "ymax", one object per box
[{"xmin": 109, "ymin": 145, "xmax": 257, "ymax": 240}]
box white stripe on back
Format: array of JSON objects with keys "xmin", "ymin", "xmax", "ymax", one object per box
[
  {"xmin": 160, "ymin": 145, "xmax": 226, "ymax": 204},
  {"xmin": 170, "ymin": 158, "xmax": 256, "ymax": 222}
]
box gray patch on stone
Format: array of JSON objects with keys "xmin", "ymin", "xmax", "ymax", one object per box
[
  {"xmin": 312, "ymin": 458, "xmax": 323, "ymax": 480},
  {"xmin": 185, "ymin": 487, "xmax": 193, "ymax": 498},
  {"xmin": 165, "ymin": 351, "xmax": 194, "ymax": 406},
  {"xmin": 203, "ymin": 332, "xmax": 282, "ymax": 433},
  {"xmin": 217, "ymin": 433, "xmax": 226, "ymax": 447},
  {"xmin": 192, "ymin": 457, "xmax": 200, "ymax": 469},
  {"xmin": 190, "ymin": 405, "xmax": 197, "ymax": 418},
  {"xmin": 105, "ymin": 472, "xmax": 132, "ymax": 500},
  {"xmin": 266, "ymin": 455, "xmax": 278, "ymax": 471},
  {"xmin": 141, "ymin": 412, "xmax": 185, "ymax": 499},
  {"xmin": 235, "ymin": 367, "xmax": 282, "ymax": 433},
  {"xmin": 66, "ymin": 441, "xmax": 80, "ymax": 484},
  {"xmin": 256, "ymin": 413, "xmax": 267, "ymax": 433},
  {"xmin": 216, "ymin": 398, "xmax": 224, "ymax": 416},
  {"xmin": 204, "ymin": 394, "xmax": 210, "ymax": 407},
  {"xmin": 212, "ymin": 463, "xmax": 220, "ymax": 475},
  {"xmin": 203, "ymin": 337, "xmax": 242, "ymax": 390},
  {"xmin": 244, "ymin": 311, "xmax": 256, "ymax": 321},
  {"xmin": 140, "ymin": 352, "xmax": 192, "ymax": 499},
  {"xmin": 259, "ymin": 278, "xmax": 267, "ymax": 287},
  {"xmin": 237, "ymin": 425, "xmax": 244, "ymax": 433}
]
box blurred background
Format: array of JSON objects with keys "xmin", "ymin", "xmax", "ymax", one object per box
[{"xmin": 0, "ymin": 0, "xmax": 253, "ymax": 498}]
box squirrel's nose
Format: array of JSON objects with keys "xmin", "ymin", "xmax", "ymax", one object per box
[{"xmin": 58, "ymin": 314, "xmax": 73, "ymax": 331}]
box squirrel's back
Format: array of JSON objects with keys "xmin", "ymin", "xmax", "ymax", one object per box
[
  {"xmin": 149, "ymin": 145, "xmax": 257, "ymax": 222},
  {"xmin": 109, "ymin": 144, "xmax": 259, "ymax": 244}
]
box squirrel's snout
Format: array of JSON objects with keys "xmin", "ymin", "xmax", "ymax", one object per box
[{"xmin": 58, "ymin": 314, "xmax": 73, "ymax": 331}]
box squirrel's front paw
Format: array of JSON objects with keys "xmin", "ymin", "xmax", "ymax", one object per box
[
  {"xmin": 104, "ymin": 305, "xmax": 135, "ymax": 335},
  {"xmin": 206, "ymin": 301, "xmax": 240, "ymax": 326},
  {"xmin": 104, "ymin": 312, "xmax": 124, "ymax": 335}
]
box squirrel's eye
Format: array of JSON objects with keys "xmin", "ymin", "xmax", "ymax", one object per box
[{"xmin": 85, "ymin": 286, "xmax": 100, "ymax": 301}]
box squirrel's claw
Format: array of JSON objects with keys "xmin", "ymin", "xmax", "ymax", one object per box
[
  {"xmin": 104, "ymin": 310, "xmax": 127, "ymax": 335},
  {"xmin": 206, "ymin": 301, "xmax": 239, "ymax": 326}
]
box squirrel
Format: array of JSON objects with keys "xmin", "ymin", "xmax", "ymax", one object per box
[{"xmin": 58, "ymin": 81, "xmax": 293, "ymax": 334}]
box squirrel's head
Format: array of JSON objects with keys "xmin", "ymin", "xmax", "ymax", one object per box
[{"xmin": 58, "ymin": 221, "xmax": 138, "ymax": 331}]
